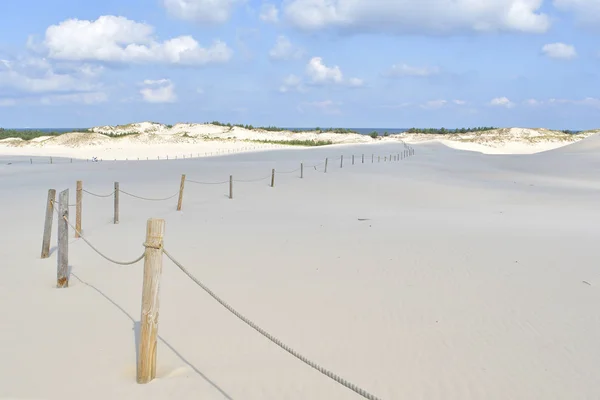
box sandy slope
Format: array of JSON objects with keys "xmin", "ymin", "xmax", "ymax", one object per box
[
  {"xmin": 1, "ymin": 137, "xmax": 599, "ymax": 399},
  {"xmin": 0, "ymin": 123, "xmax": 595, "ymax": 159}
]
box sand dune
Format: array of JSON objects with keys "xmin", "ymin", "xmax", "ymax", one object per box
[
  {"xmin": 0, "ymin": 123, "xmax": 595, "ymax": 160},
  {"xmin": 1, "ymin": 135, "xmax": 599, "ymax": 399}
]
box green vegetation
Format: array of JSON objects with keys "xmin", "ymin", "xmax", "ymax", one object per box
[
  {"xmin": 369, "ymin": 131, "xmax": 378, "ymax": 139},
  {"xmin": 0, "ymin": 128, "xmax": 64, "ymax": 141},
  {"xmin": 406, "ymin": 127, "xmax": 497, "ymax": 134},
  {"xmin": 207, "ymin": 121, "xmax": 358, "ymax": 134},
  {"xmin": 102, "ymin": 131, "xmax": 139, "ymax": 138},
  {"xmin": 247, "ymin": 139, "xmax": 334, "ymax": 146}
]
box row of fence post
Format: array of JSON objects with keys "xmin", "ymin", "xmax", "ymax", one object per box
[
  {"xmin": 38, "ymin": 146, "xmax": 414, "ymax": 385},
  {"xmin": 49, "ymin": 150, "xmax": 415, "ymax": 234}
]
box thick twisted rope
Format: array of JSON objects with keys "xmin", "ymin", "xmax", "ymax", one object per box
[
  {"xmin": 83, "ymin": 189, "xmax": 115, "ymax": 198},
  {"xmin": 163, "ymin": 248, "xmax": 382, "ymax": 400},
  {"xmin": 120, "ymin": 189, "xmax": 179, "ymax": 201},
  {"xmin": 51, "ymin": 204, "xmax": 145, "ymax": 266},
  {"xmin": 276, "ymin": 168, "xmax": 301, "ymax": 174},
  {"xmin": 234, "ymin": 175, "xmax": 272, "ymax": 183},
  {"xmin": 187, "ymin": 179, "xmax": 230, "ymax": 185}
]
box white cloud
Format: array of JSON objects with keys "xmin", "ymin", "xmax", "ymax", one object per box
[
  {"xmin": 490, "ymin": 97, "xmax": 515, "ymax": 108},
  {"xmin": 305, "ymin": 57, "xmax": 362, "ymax": 86},
  {"xmin": 542, "ymin": 42, "xmax": 577, "ymax": 59},
  {"xmin": 42, "ymin": 16, "xmax": 232, "ymax": 65},
  {"xmin": 260, "ymin": 3, "xmax": 279, "ymax": 22},
  {"xmin": 553, "ymin": 0, "xmax": 600, "ymax": 25},
  {"xmin": 299, "ymin": 99, "xmax": 342, "ymax": 114},
  {"xmin": 548, "ymin": 97, "xmax": 600, "ymax": 108},
  {"xmin": 420, "ymin": 100, "xmax": 448, "ymax": 109},
  {"xmin": 524, "ymin": 98, "xmax": 542, "ymax": 106},
  {"xmin": 162, "ymin": 0, "xmax": 242, "ymax": 23},
  {"xmin": 0, "ymin": 98, "xmax": 16, "ymax": 107},
  {"xmin": 40, "ymin": 92, "xmax": 108, "ymax": 105},
  {"xmin": 453, "ymin": 99, "xmax": 467, "ymax": 105},
  {"xmin": 140, "ymin": 79, "xmax": 177, "ymax": 103},
  {"xmin": 279, "ymin": 74, "xmax": 305, "ymax": 93},
  {"xmin": 0, "ymin": 57, "xmax": 101, "ymax": 94},
  {"xmin": 269, "ymin": 36, "xmax": 304, "ymax": 60},
  {"xmin": 284, "ymin": 0, "xmax": 550, "ymax": 34},
  {"xmin": 386, "ymin": 63, "xmax": 440, "ymax": 77}
]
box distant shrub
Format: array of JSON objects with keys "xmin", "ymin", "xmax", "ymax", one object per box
[{"xmin": 369, "ymin": 131, "xmax": 378, "ymax": 139}]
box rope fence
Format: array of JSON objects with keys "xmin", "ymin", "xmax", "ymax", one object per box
[{"xmin": 39, "ymin": 144, "xmax": 415, "ymax": 398}]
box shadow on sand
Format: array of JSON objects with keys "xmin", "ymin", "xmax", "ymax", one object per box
[{"xmin": 70, "ymin": 273, "xmax": 234, "ymax": 400}]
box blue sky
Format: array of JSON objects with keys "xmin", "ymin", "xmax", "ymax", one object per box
[{"xmin": 0, "ymin": 0, "xmax": 598, "ymax": 129}]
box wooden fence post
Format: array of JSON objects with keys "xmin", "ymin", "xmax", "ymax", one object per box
[
  {"xmin": 340, "ymin": 155, "xmax": 343, "ymax": 168},
  {"xmin": 378, "ymin": 156, "xmax": 380, "ymax": 163},
  {"xmin": 177, "ymin": 174, "xmax": 186, "ymax": 211},
  {"xmin": 301, "ymin": 163, "xmax": 304, "ymax": 179},
  {"xmin": 50, "ymin": 157, "xmax": 53, "ymax": 164},
  {"xmin": 325, "ymin": 158, "xmax": 328, "ymax": 173},
  {"xmin": 271, "ymin": 169, "xmax": 275, "ymax": 187},
  {"xmin": 229, "ymin": 175, "xmax": 233, "ymax": 199},
  {"xmin": 114, "ymin": 182, "xmax": 119, "ymax": 224},
  {"xmin": 41, "ymin": 189, "xmax": 56, "ymax": 259},
  {"xmin": 76, "ymin": 181, "xmax": 82, "ymax": 238},
  {"xmin": 30, "ymin": 158, "xmax": 32, "ymax": 164},
  {"xmin": 57, "ymin": 189, "xmax": 69, "ymax": 288},
  {"xmin": 352, "ymin": 155, "xmax": 355, "ymax": 165},
  {"xmin": 362, "ymin": 154, "xmax": 364, "ymax": 163},
  {"xmin": 137, "ymin": 218, "xmax": 165, "ymax": 384},
  {"xmin": 372, "ymin": 154, "xmax": 374, "ymax": 163}
]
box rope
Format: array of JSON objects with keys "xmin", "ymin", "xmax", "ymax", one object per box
[
  {"xmin": 83, "ymin": 189, "xmax": 115, "ymax": 198},
  {"xmin": 234, "ymin": 175, "xmax": 271, "ymax": 183},
  {"xmin": 187, "ymin": 179, "xmax": 230, "ymax": 185},
  {"xmin": 54, "ymin": 208, "xmax": 145, "ymax": 266},
  {"xmin": 120, "ymin": 189, "xmax": 179, "ymax": 201},
  {"xmin": 276, "ymin": 168, "xmax": 301, "ymax": 174},
  {"xmin": 163, "ymin": 248, "xmax": 382, "ymax": 400}
]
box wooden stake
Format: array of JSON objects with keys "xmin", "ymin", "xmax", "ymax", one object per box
[
  {"xmin": 352, "ymin": 155, "xmax": 355, "ymax": 165},
  {"xmin": 76, "ymin": 181, "xmax": 82, "ymax": 238},
  {"xmin": 325, "ymin": 158, "xmax": 328, "ymax": 173},
  {"xmin": 50, "ymin": 157, "xmax": 53, "ymax": 164},
  {"xmin": 176, "ymin": 174, "xmax": 186, "ymax": 211},
  {"xmin": 378, "ymin": 156, "xmax": 380, "ymax": 163},
  {"xmin": 340, "ymin": 155, "xmax": 343, "ymax": 168},
  {"xmin": 229, "ymin": 175, "xmax": 233, "ymax": 199},
  {"xmin": 114, "ymin": 182, "xmax": 119, "ymax": 224},
  {"xmin": 57, "ymin": 189, "xmax": 69, "ymax": 288},
  {"xmin": 137, "ymin": 218, "xmax": 165, "ymax": 384},
  {"xmin": 41, "ymin": 189, "xmax": 56, "ymax": 259},
  {"xmin": 362, "ymin": 154, "xmax": 364, "ymax": 163},
  {"xmin": 372, "ymin": 154, "xmax": 374, "ymax": 163},
  {"xmin": 301, "ymin": 163, "xmax": 304, "ymax": 179},
  {"xmin": 271, "ymin": 169, "xmax": 275, "ymax": 187}
]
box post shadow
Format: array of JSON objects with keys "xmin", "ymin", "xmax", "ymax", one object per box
[{"xmin": 70, "ymin": 273, "xmax": 234, "ymax": 400}]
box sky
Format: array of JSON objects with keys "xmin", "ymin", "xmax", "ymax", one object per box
[{"xmin": 0, "ymin": 0, "xmax": 599, "ymax": 129}]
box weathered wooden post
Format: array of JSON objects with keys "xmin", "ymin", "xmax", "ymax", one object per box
[
  {"xmin": 176, "ymin": 174, "xmax": 186, "ymax": 211},
  {"xmin": 114, "ymin": 182, "xmax": 120, "ymax": 224},
  {"xmin": 271, "ymin": 169, "xmax": 275, "ymax": 187},
  {"xmin": 362, "ymin": 154, "xmax": 364, "ymax": 163},
  {"xmin": 372, "ymin": 154, "xmax": 374, "ymax": 163},
  {"xmin": 76, "ymin": 181, "xmax": 82, "ymax": 238},
  {"xmin": 50, "ymin": 157, "xmax": 53, "ymax": 164},
  {"xmin": 301, "ymin": 163, "xmax": 304, "ymax": 179},
  {"xmin": 352, "ymin": 155, "xmax": 355, "ymax": 165},
  {"xmin": 41, "ymin": 189, "xmax": 56, "ymax": 259},
  {"xmin": 30, "ymin": 158, "xmax": 32, "ymax": 164},
  {"xmin": 57, "ymin": 189, "xmax": 69, "ymax": 288},
  {"xmin": 378, "ymin": 156, "xmax": 380, "ymax": 163},
  {"xmin": 229, "ymin": 175, "xmax": 233, "ymax": 199},
  {"xmin": 137, "ymin": 218, "xmax": 165, "ymax": 384},
  {"xmin": 340, "ymin": 155, "xmax": 343, "ymax": 168},
  {"xmin": 325, "ymin": 158, "xmax": 328, "ymax": 173}
]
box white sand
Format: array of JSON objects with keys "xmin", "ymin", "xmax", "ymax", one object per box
[
  {"xmin": 1, "ymin": 134, "xmax": 600, "ymax": 399},
  {"xmin": 0, "ymin": 123, "xmax": 594, "ymax": 160}
]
